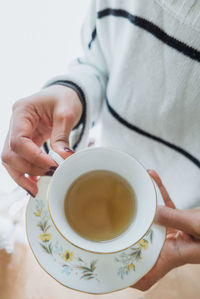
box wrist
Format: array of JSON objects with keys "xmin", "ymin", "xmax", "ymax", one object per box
[
  {"xmin": 44, "ymin": 84, "xmax": 83, "ymax": 128},
  {"xmin": 60, "ymin": 86, "xmax": 83, "ymax": 128},
  {"xmin": 45, "ymin": 82, "xmax": 86, "ymax": 129}
]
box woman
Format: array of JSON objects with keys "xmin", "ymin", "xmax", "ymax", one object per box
[{"xmin": 1, "ymin": 0, "xmax": 200, "ymax": 290}]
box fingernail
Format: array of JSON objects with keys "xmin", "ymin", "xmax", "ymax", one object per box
[
  {"xmin": 49, "ymin": 166, "xmax": 57, "ymax": 170},
  {"xmin": 64, "ymin": 147, "xmax": 74, "ymax": 153},
  {"xmin": 45, "ymin": 170, "xmax": 55, "ymax": 176},
  {"xmin": 26, "ymin": 190, "xmax": 35, "ymax": 198}
]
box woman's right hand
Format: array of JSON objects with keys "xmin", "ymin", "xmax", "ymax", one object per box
[{"xmin": 1, "ymin": 85, "xmax": 83, "ymax": 197}]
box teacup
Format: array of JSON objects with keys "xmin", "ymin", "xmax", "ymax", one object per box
[{"xmin": 48, "ymin": 147, "xmax": 157, "ymax": 254}]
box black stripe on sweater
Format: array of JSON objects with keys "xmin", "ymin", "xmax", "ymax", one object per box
[
  {"xmin": 88, "ymin": 8, "xmax": 200, "ymax": 63},
  {"xmin": 105, "ymin": 97, "xmax": 200, "ymax": 169},
  {"xmin": 88, "ymin": 28, "xmax": 97, "ymax": 49}
]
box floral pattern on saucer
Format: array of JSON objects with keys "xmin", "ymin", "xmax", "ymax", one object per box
[
  {"xmin": 115, "ymin": 229, "xmax": 153, "ymax": 279},
  {"xmin": 34, "ymin": 198, "xmax": 98, "ymax": 281},
  {"xmin": 26, "ymin": 176, "xmax": 166, "ymax": 294},
  {"xmin": 33, "ymin": 197, "xmax": 154, "ymax": 282}
]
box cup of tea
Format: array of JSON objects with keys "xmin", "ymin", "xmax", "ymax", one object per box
[{"xmin": 47, "ymin": 147, "xmax": 157, "ymax": 254}]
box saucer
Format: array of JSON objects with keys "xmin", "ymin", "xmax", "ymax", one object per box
[{"xmin": 26, "ymin": 177, "xmax": 166, "ymax": 294}]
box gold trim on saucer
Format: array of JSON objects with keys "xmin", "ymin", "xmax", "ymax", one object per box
[{"xmin": 25, "ymin": 191, "xmax": 166, "ymax": 295}]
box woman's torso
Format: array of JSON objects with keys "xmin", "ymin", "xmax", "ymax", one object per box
[{"xmin": 94, "ymin": 0, "xmax": 200, "ymax": 209}]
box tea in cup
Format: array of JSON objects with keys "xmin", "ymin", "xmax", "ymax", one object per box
[{"xmin": 48, "ymin": 147, "xmax": 157, "ymax": 254}]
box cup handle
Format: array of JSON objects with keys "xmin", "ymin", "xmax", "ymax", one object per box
[{"xmin": 49, "ymin": 149, "xmax": 65, "ymax": 165}]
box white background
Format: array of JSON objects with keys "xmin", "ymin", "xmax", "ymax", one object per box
[{"xmin": 0, "ymin": 0, "xmax": 90, "ymax": 192}]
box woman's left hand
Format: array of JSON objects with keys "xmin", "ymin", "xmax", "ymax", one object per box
[{"xmin": 133, "ymin": 170, "xmax": 200, "ymax": 291}]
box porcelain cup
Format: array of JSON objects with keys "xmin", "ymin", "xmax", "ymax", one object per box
[{"xmin": 48, "ymin": 147, "xmax": 157, "ymax": 254}]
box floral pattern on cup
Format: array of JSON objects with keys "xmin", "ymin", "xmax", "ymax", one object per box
[{"xmin": 33, "ymin": 198, "xmax": 154, "ymax": 281}]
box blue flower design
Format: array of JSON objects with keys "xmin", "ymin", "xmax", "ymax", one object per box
[{"xmin": 62, "ymin": 265, "xmax": 71, "ymax": 276}]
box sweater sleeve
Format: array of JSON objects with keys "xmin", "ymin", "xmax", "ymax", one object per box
[{"xmin": 45, "ymin": 0, "xmax": 108, "ymax": 150}]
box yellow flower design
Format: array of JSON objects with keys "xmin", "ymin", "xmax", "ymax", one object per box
[
  {"xmin": 35, "ymin": 210, "xmax": 41, "ymax": 217},
  {"xmin": 128, "ymin": 263, "xmax": 135, "ymax": 271},
  {"xmin": 40, "ymin": 233, "xmax": 51, "ymax": 242},
  {"xmin": 63, "ymin": 250, "xmax": 74, "ymax": 262},
  {"xmin": 137, "ymin": 239, "xmax": 149, "ymax": 250}
]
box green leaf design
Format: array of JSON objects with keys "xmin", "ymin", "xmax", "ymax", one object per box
[
  {"xmin": 150, "ymin": 230, "xmax": 153, "ymax": 243},
  {"xmin": 90, "ymin": 260, "xmax": 97, "ymax": 272},
  {"xmin": 48, "ymin": 243, "xmax": 53, "ymax": 254},
  {"xmin": 76, "ymin": 259, "xmax": 97, "ymax": 280},
  {"xmin": 146, "ymin": 229, "xmax": 153, "ymax": 243},
  {"xmin": 81, "ymin": 273, "xmax": 95, "ymax": 280},
  {"xmin": 136, "ymin": 249, "xmax": 142, "ymax": 260},
  {"xmin": 37, "ymin": 219, "xmax": 50, "ymax": 233},
  {"xmin": 77, "ymin": 266, "xmax": 92, "ymax": 272},
  {"xmin": 130, "ymin": 248, "xmax": 142, "ymax": 260},
  {"xmin": 37, "ymin": 223, "xmax": 44, "ymax": 231},
  {"xmin": 40, "ymin": 243, "xmax": 53, "ymax": 255},
  {"xmin": 87, "ymin": 276, "xmax": 94, "ymax": 280},
  {"xmin": 82, "ymin": 273, "xmax": 92, "ymax": 278},
  {"xmin": 44, "ymin": 225, "xmax": 51, "ymax": 232},
  {"xmin": 82, "ymin": 270, "xmax": 90, "ymax": 274}
]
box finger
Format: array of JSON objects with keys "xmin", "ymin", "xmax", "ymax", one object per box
[
  {"xmin": 176, "ymin": 231, "xmax": 200, "ymax": 264},
  {"xmin": 10, "ymin": 112, "xmax": 57, "ymax": 170},
  {"xmin": 154, "ymin": 205, "xmax": 200, "ymax": 237},
  {"xmin": 2, "ymin": 153, "xmax": 49, "ymax": 176},
  {"xmin": 4, "ymin": 164, "xmax": 38, "ymax": 197},
  {"xmin": 50, "ymin": 107, "xmax": 75, "ymax": 158},
  {"xmin": 2, "ymin": 134, "xmax": 55, "ymax": 176},
  {"xmin": 148, "ymin": 170, "xmax": 176, "ymax": 209},
  {"xmin": 28, "ymin": 175, "xmax": 39, "ymax": 182}
]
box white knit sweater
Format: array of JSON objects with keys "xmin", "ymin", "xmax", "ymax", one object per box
[{"xmin": 47, "ymin": 0, "xmax": 200, "ymax": 209}]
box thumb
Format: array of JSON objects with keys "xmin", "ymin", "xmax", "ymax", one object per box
[
  {"xmin": 154, "ymin": 205, "xmax": 197, "ymax": 237},
  {"xmin": 50, "ymin": 110, "xmax": 74, "ymax": 159},
  {"xmin": 149, "ymin": 170, "xmax": 199, "ymax": 237}
]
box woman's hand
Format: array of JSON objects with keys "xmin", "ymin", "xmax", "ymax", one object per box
[
  {"xmin": 133, "ymin": 170, "xmax": 200, "ymax": 291},
  {"xmin": 1, "ymin": 85, "xmax": 83, "ymax": 197}
]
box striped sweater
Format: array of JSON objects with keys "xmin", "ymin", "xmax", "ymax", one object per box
[{"xmin": 47, "ymin": 0, "xmax": 200, "ymax": 209}]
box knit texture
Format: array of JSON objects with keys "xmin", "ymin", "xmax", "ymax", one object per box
[{"xmin": 47, "ymin": 0, "xmax": 200, "ymax": 209}]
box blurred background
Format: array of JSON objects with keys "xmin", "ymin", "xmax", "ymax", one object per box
[
  {"xmin": 1, "ymin": 2, "xmax": 200, "ymax": 298},
  {"xmin": 0, "ymin": 0, "xmax": 90, "ymax": 192},
  {"xmin": 0, "ymin": 0, "xmax": 91, "ymax": 260}
]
